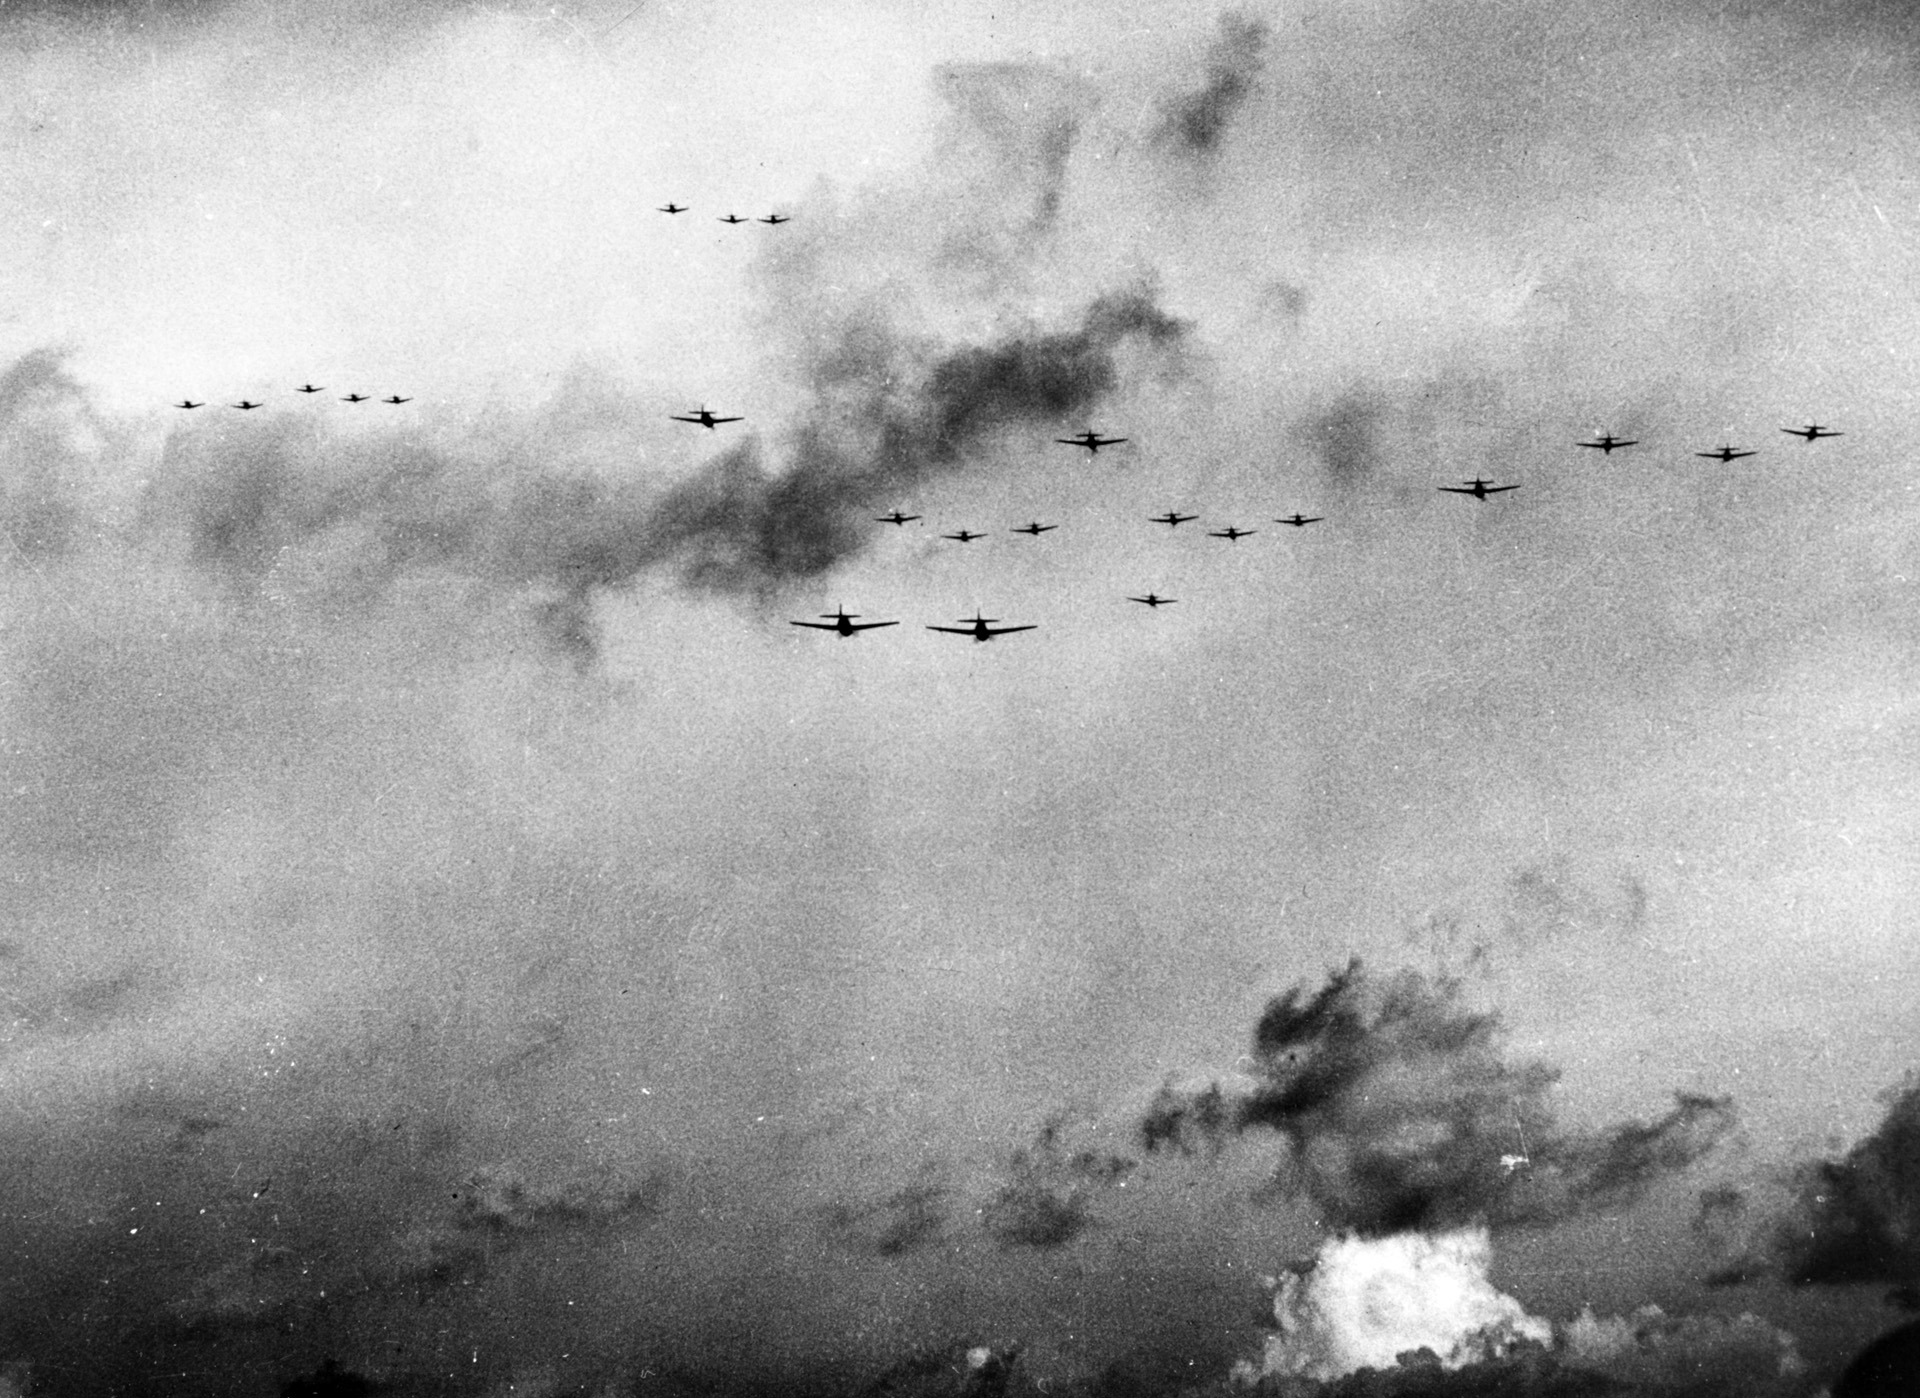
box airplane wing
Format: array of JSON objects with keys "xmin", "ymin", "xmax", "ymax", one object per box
[
  {"xmin": 981, "ymin": 625, "xmax": 1038, "ymax": 636},
  {"xmin": 1482, "ymin": 484, "xmax": 1521, "ymax": 493},
  {"xmin": 790, "ymin": 621, "xmax": 840, "ymax": 630},
  {"xmin": 925, "ymin": 625, "xmax": 976, "ymax": 635},
  {"xmin": 1436, "ymin": 486, "xmax": 1477, "ymax": 495},
  {"xmin": 847, "ymin": 621, "xmax": 899, "ymax": 630},
  {"xmin": 668, "ymin": 414, "xmax": 702, "ymax": 423}
]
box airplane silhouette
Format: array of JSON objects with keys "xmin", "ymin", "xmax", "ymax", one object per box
[
  {"xmin": 1150, "ymin": 512, "xmax": 1197, "ymax": 528},
  {"xmin": 718, "ymin": 214, "xmax": 747, "ymax": 224},
  {"xmin": 875, "ymin": 511, "xmax": 921, "ymax": 525},
  {"xmin": 943, "ymin": 529, "xmax": 985, "ymax": 543},
  {"xmin": 1781, "ymin": 424, "xmax": 1842, "ymax": 440},
  {"xmin": 927, "ymin": 612, "xmax": 1037, "ymax": 642},
  {"xmin": 231, "ymin": 401, "xmax": 264, "ymax": 410},
  {"xmin": 1438, "ymin": 478, "xmax": 1520, "ymax": 499},
  {"xmin": 1056, "ymin": 430, "xmax": 1127, "ymax": 454},
  {"xmin": 382, "ymin": 395, "xmax": 412, "ymax": 404},
  {"xmin": 1695, "ymin": 445, "xmax": 1756, "ymax": 461},
  {"xmin": 670, "ymin": 406, "xmax": 743, "ymax": 429},
  {"xmin": 1209, "ymin": 526, "xmax": 1256, "ymax": 541},
  {"xmin": 1012, "ymin": 521, "xmax": 1058, "ymax": 536},
  {"xmin": 758, "ymin": 214, "xmax": 790, "ymax": 224},
  {"xmin": 658, "ymin": 203, "xmax": 687, "ymax": 214},
  {"xmin": 1577, "ymin": 434, "xmax": 1638, "ymax": 453},
  {"xmin": 1274, "ymin": 513, "xmax": 1324, "ymax": 527},
  {"xmin": 1128, "ymin": 593, "xmax": 1176, "ymax": 608},
  {"xmin": 790, "ymin": 607, "xmax": 899, "ymax": 637},
  {"xmin": 173, "ymin": 400, "xmax": 202, "ymax": 409},
  {"xmin": 295, "ymin": 384, "xmax": 324, "ymax": 394},
  {"xmin": 340, "ymin": 393, "xmax": 369, "ymax": 402}
]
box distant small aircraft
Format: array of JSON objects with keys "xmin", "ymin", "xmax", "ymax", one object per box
[
  {"xmin": 295, "ymin": 384, "xmax": 325, "ymax": 394},
  {"xmin": 718, "ymin": 214, "xmax": 747, "ymax": 224},
  {"xmin": 1128, "ymin": 593, "xmax": 1176, "ymax": 608},
  {"xmin": 340, "ymin": 393, "xmax": 369, "ymax": 402},
  {"xmin": 1781, "ymin": 425, "xmax": 1842, "ymax": 440},
  {"xmin": 943, "ymin": 529, "xmax": 985, "ymax": 544},
  {"xmin": 790, "ymin": 606, "xmax": 899, "ymax": 637},
  {"xmin": 1209, "ymin": 526, "xmax": 1256, "ymax": 541},
  {"xmin": 758, "ymin": 214, "xmax": 790, "ymax": 225},
  {"xmin": 173, "ymin": 400, "xmax": 203, "ymax": 409},
  {"xmin": 1150, "ymin": 512, "xmax": 1198, "ymax": 528},
  {"xmin": 658, "ymin": 203, "xmax": 687, "ymax": 214},
  {"xmin": 382, "ymin": 395, "xmax": 412, "ymax": 404},
  {"xmin": 1577, "ymin": 434, "xmax": 1638, "ymax": 454},
  {"xmin": 1056, "ymin": 430, "xmax": 1127, "ymax": 454},
  {"xmin": 875, "ymin": 511, "xmax": 921, "ymax": 525},
  {"xmin": 231, "ymin": 400, "xmax": 264, "ymax": 410},
  {"xmin": 1011, "ymin": 521, "xmax": 1058, "ymax": 536},
  {"xmin": 670, "ymin": 406, "xmax": 743, "ymax": 429},
  {"xmin": 1438, "ymin": 478, "xmax": 1520, "ymax": 499},
  {"xmin": 926, "ymin": 612, "xmax": 1037, "ymax": 642},
  {"xmin": 1274, "ymin": 513, "xmax": 1324, "ymax": 528},
  {"xmin": 1695, "ymin": 445, "xmax": 1756, "ymax": 462}
]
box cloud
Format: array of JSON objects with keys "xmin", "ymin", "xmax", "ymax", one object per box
[
  {"xmin": 982, "ymin": 1113, "xmax": 1135, "ymax": 1249},
  {"xmin": 1156, "ymin": 12, "xmax": 1270, "ymax": 158}
]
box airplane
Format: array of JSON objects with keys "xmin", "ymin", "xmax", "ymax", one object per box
[
  {"xmin": 1056, "ymin": 430, "xmax": 1127, "ymax": 454},
  {"xmin": 658, "ymin": 203, "xmax": 687, "ymax": 214},
  {"xmin": 1695, "ymin": 445, "xmax": 1756, "ymax": 462},
  {"xmin": 926, "ymin": 612, "xmax": 1037, "ymax": 642},
  {"xmin": 1274, "ymin": 513, "xmax": 1324, "ymax": 528},
  {"xmin": 173, "ymin": 400, "xmax": 203, "ymax": 409},
  {"xmin": 1150, "ymin": 512, "xmax": 1197, "ymax": 528},
  {"xmin": 295, "ymin": 384, "xmax": 325, "ymax": 394},
  {"xmin": 875, "ymin": 511, "xmax": 921, "ymax": 525},
  {"xmin": 758, "ymin": 214, "xmax": 790, "ymax": 225},
  {"xmin": 790, "ymin": 606, "xmax": 899, "ymax": 637},
  {"xmin": 340, "ymin": 393, "xmax": 370, "ymax": 402},
  {"xmin": 943, "ymin": 529, "xmax": 985, "ymax": 543},
  {"xmin": 1128, "ymin": 593, "xmax": 1176, "ymax": 608},
  {"xmin": 1576, "ymin": 434, "xmax": 1638, "ymax": 453},
  {"xmin": 1209, "ymin": 526, "xmax": 1256, "ymax": 541},
  {"xmin": 382, "ymin": 395, "xmax": 412, "ymax": 404},
  {"xmin": 231, "ymin": 400, "xmax": 264, "ymax": 410},
  {"xmin": 1438, "ymin": 478, "xmax": 1520, "ymax": 499},
  {"xmin": 670, "ymin": 406, "xmax": 743, "ymax": 429},
  {"xmin": 1781, "ymin": 424, "xmax": 1842, "ymax": 440},
  {"xmin": 1011, "ymin": 521, "xmax": 1058, "ymax": 536},
  {"xmin": 718, "ymin": 214, "xmax": 747, "ymax": 224}
]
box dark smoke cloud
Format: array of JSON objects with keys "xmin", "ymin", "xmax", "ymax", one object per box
[
  {"xmin": 982, "ymin": 1114, "xmax": 1136, "ymax": 1250},
  {"xmin": 1157, "ymin": 12, "xmax": 1270, "ymax": 157},
  {"xmin": 1141, "ymin": 961, "xmax": 1735, "ymax": 1235}
]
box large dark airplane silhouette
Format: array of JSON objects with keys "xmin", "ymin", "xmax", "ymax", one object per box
[
  {"xmin": 759, "ymin": 214, "xmax": 790, "ymax": 224},
  {"xmin": 670, "ymin": 406, "xmax": 743, "ymax": 429},
  {"xmin": 295, "ymin": 384, "xmax": 324, "ymax": 394},
  {"xmin": 1012, "ymin": 521, "xmax": 1058, "ymax": 536},
  {"xmin": 1209, "ymin": 525, "xmax": 1256, "ymax": 541},
  {"xmin": 1695, "ymin": 444, "xmax": 1756, "ymax": 461},
  {"xmin": 382, "ymin": 395, "xmax": 412, "ymax": 404},
  {"xmin": 790, "ymin": 607, "xmax": 898, "ymax": 637},
  {"xmin": 1781, "ymin": 424, "xmax": 1842, "ymax": 440},
  {"xmin": 1577, "ymin": 433, "xmax": 1638, "ymax": 453},
  {"xmin": 1438, "ymin": 478, "xmax": 1520, "ymax": 499},
  {"xmin": 1128, "ymin": 593, "xmax": 1176, "ymax": 608},
  {"xmin": 1150, "ymin": 511, "xmax": 1197, "ymax": 528},
  {"xmin": 340, "ymin": 393, "xmax": 369, "ymax": 402},
  {"xmin": 875, "ymin": 510, "xmax": 921, "ymax": 525},
  {"xmin": 173, "ymin": 400, "xmax": 202, "ymax": 409},
  {"xmin": 1274, "ymin": 513, "xmax": 1324, "ymax": 527},
  {"xmin": 927, "ymin": 612, "xmax": 1037, "ymax": 642},
  {"xmin": 1056, "ymin": 430, "xmax": 1127, "ymax": 454},
  {"xmin": 231, "ymin": 400, "xmax": 264, "ymax": 410},
  {"xmin": 658, "ymin": 203, "xmax": 687, "ymax": 214},
  {"xmin": 943, "ymin": 529, "xmax": 985, "ymax": 544},
  {"xmin": 718, "ymin": 214, "xmax": 747, "ymax": 224}
]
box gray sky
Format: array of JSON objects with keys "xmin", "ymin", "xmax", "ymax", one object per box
[{"xmin": 3, "ymin": 0, "xmax": 1919, "ymax": 1392}]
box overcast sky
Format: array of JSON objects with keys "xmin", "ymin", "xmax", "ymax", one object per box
[{"xmin": 4, "ymin": 0, "xmax": 1919, "ymax": 1393}]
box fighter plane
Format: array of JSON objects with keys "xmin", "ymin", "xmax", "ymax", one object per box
[
  {"xmin": 1150, "ymin": 512, "xmax": 1198, "ymax": 528},
  {"xmin": 1695, "ymin": 445, "xmax": 1756, "ymax": 462},
  {"xmin": 1274, "ymin": 513, "xmax": 1324, "ymax": 528},
  {"xmin": 382, "ymin": 395, "xmax": 412, "ymax": 404},
  {"xmin": 926, "ymin": 612, "xmax": 1037, "ymax": 642},
  {"xmin": 718, "ymin": 214, "xmax": 747, "ymax": 224},
  {"xmin": 173, "ymin": 400, "xmax": 203, "ymax": 409},
  {"xmin": 1438, "ymin": 478, "xmax": 1520, "ymax": 499},
  {"xmin": 1128, "ymin": 593, "xmax": 1176, "ymax": 608},
  {"xmin": 758, "ymin": 214, "xmax": 790, "ymax": 225},
  {"xmin": 670, "ymin": 406, "xmax": 743, "ymax": 429},
  {"xmin": 231, "ymin": 400, "xmax": 264, "ymax": 410},
  {"xmin": 1011, "ymin": 521, "xmax": 1058, "ymax": 536},
  {"xmin": 340, "ymin": 393, "xmax": 369, "ymax": 402},
  {"xmin": 875, "ymin": 511, "xmax": 921, "ymax": 525},
  {"xmin": 1576, "ymin": 433, "xmax": 1638, "ymax": 454},
  {"xmin": 1781, "ymin": 424, "xmax": 1842, "ymax": 440},
  {"xmin": 1056, "ymin": 430, "xmax": 1127, "ymax": 454},
  {"xmin": 943, "ymin": 529, "xmax": 985, "ymax": 543},
  {"xmin": 1209, "ymin": 525, "xmax": 1256, "ymax": 541},
  {"xmin": 658, "ymin": 203, "xmax": 687, "ymax": 214},
  {"xmin": 790, "ymin": 607, "xmax": 899, "ymax": 637},
  {"xmin": 295, "ymin": 384, "xmax": 324, "ymax": 394}
]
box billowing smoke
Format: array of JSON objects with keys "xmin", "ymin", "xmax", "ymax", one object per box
[{"xmin": 1157, "ymin": 12, "xmax": 1270, "ymax": 158}]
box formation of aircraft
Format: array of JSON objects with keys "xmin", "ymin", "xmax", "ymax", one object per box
[
  {"xmin": 670, "ymin": 407, "xmax": 743, "ymax": 429},
  {"xmin": 790, "ymin": 607, "xmax": 898, "ymax": 637},
  {"xmin": 1129, "ymin": 593, "xmax": 1176, "ymax": 608},
  {"xmin": 875, "ymin": 510, "xmax": 920, "ymax": 525},
  {"xmin": 1695, "ymin": 445, "xmax": 1756, "ymax": 462},
  {"xmin": 1012, "ymin": 521, "xmax": 1058, "ymax": 536},
  {"xmin": 926, "ymin": 613, "xmax": 1037, "ymax": 642},
  {"xmin": 1150, "ymin": 512, "xmax": 1197, "ymax": 528},
  {"xmin": 1209, "ymin": 525, "xmax": 1256, "ymax": 541},
  {"xmin": 1577, "ymin": 433, "xmax": 1638, "ymax": 454},
  {"xmin": 1274, "ymin": 513, "xmax": 1323, "ymax": 528},
  {"xmin": 1055, "ymin": 430, "xmax": 1126, "ymax": 454},
  {"xmin": 171, "ymin": 385, "xmax": 419, "ymax": 409},
  {"xmin": 1438, "ymin": 478, "xmax": 1520, "ymax": 499}
]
